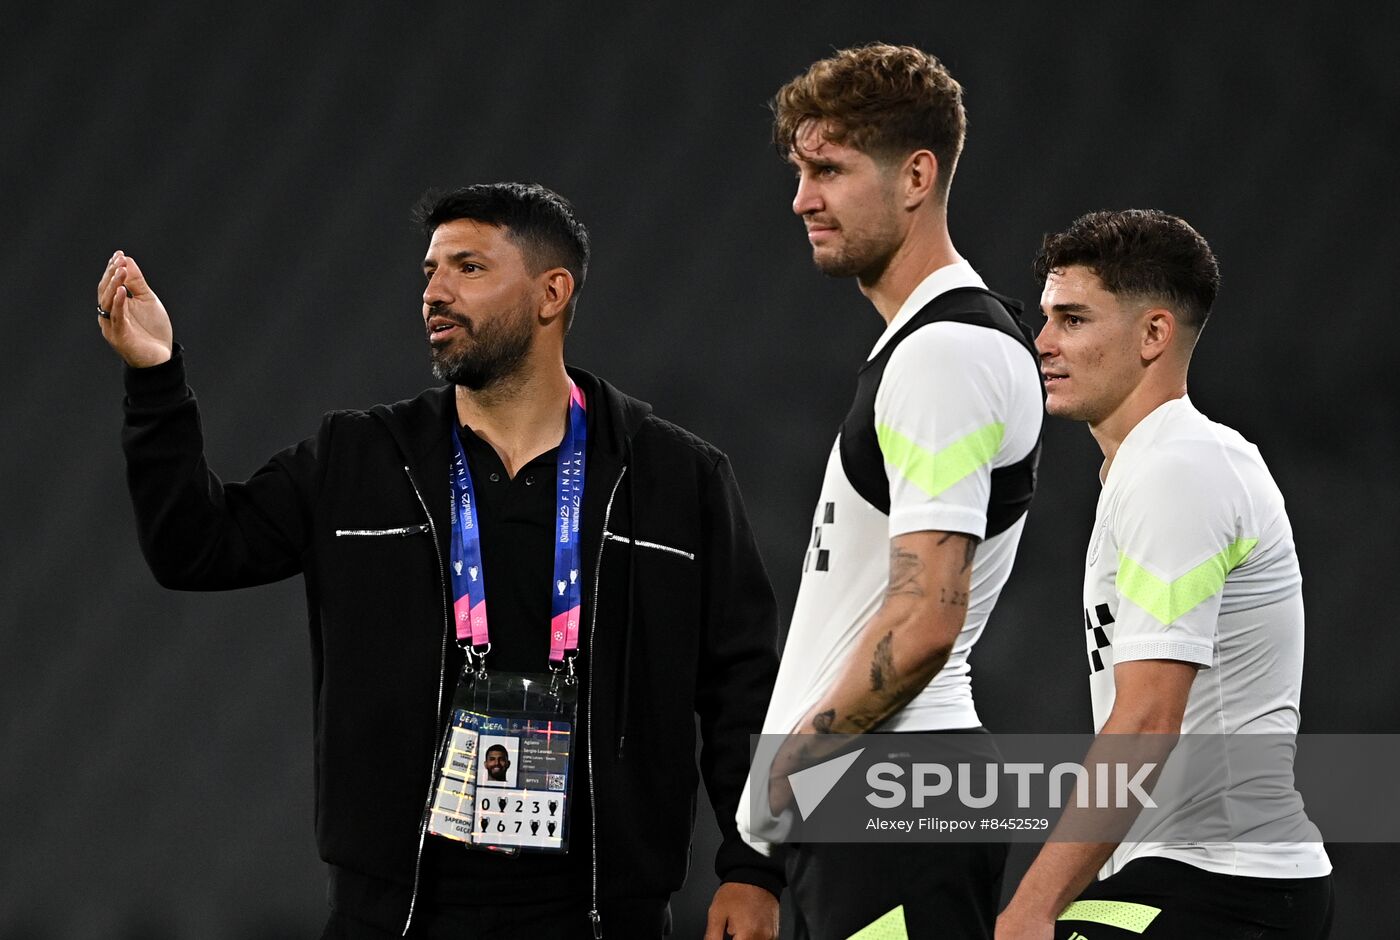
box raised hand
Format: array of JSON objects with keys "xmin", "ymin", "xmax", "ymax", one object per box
[{"xmin": 97, "ymin": 250, "xmax": 173, "ymax": 367}]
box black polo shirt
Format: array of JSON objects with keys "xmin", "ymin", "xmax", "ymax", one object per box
[{"xmin": 422, "ymin": 417, "xmax": 592, "ymax": 905}]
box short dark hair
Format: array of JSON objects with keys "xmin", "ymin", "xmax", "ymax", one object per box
[
  {"xmin": 414, "ymin": 182, "xmax": 591, "ymax": 326},
  {"xmin": 485, "ymin": 744, "xmax": 509, "ymax": 758},
  {"xmin": 1033, "ymin": 209, "xmax": 1221, "ymax": 330},
  {"xmin": 772, "ymin": 43, "xmax": 966, "ymax": 202}
]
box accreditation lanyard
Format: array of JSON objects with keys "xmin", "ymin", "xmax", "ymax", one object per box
[{"xmin": 448, "ymin": 383, "xmax": 587, "ymax": 666}]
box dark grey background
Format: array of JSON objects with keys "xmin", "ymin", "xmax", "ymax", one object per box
[{"xmin": 3, "ymin": 2, "xmax": 1396, "ymax": 937}]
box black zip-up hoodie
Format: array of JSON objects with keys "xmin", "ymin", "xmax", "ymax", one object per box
[{"xmin": 121, "ymin": 349, "xmax": 785, "ymax": 933}]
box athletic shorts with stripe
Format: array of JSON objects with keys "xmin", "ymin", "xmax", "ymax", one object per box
[
  {"xmin": 1053, "ymin": 857, "xmax": 1333, "ymax": 939},
  {"xmin": 785, "ymin": 730, "xmax": 1009, "ymax": 940}
]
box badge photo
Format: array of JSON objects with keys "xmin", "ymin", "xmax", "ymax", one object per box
[{"xmin": 478, "ymin": 734, "xmax": 520, "ymax": 788}]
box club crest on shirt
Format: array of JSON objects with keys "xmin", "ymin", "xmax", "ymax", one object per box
[{"xmin": 1088, "ymin": 518, "xmax": 1109, "ymax": 566}]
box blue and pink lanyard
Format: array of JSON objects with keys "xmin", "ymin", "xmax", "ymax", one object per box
[{"xmin": 449, "ymin": 383, "xmax": 587, "ymax": 666}]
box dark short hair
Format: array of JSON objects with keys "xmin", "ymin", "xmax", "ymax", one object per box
[
  {"xmin": 485, "ymin": 744, "xmax": 509, "ymax": 758},
  {"xmin": 414, "ymin": 183, "xmax": 591, "ymax": 325},
  {"xmin": 1033, "ymin": 209, "xmax": 1221, "ymax": 330},
  {"xmin": 772, "ymin": 43, "xmax": 966, "ymax": 202}
]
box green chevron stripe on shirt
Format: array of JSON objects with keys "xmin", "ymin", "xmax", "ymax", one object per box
[
  {"xmin": 876, "ymin": 421, "xmax": 1004, "ymax": 499},
  {"xmin": 846, "ymin": 905, "xmax": 908, "ymax": 939},
  {"xmin": 1116, "ymin": 536, "xmax": 1259, "ymax": 625},
  {"xmin": 1058, "ymin": 899, "xmax": 1161, "ymax": 933}
]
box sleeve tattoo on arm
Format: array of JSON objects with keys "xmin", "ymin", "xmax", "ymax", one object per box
[
  {"xmin": 870, "ymin": 631, "xmax": 895, "ymax": 691},
  {"xmin": 809, "ymin": 533, "xmax": 984, "ymax": 737},
  {"xmin": 935, "ymin": 530, "xmax": 979, "ymax": 574},
  {"xmin": 886, "ymin": 544, "xmax": 926, "ymax": 598}
]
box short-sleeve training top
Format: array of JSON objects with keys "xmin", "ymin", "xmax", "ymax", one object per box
[
  {"xmin": 761, "ymin": 261, "xmax": 1043, "ymax": 735},
  {"xmin": 1085, "ymin": 397, "xmax": 1330, "ymax": 879}
]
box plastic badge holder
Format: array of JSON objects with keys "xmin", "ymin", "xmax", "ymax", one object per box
[{"xmin": 427, "ymin": 670, "xmax": 578, "ymax": 854}]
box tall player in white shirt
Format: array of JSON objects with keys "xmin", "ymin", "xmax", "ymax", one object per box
[
  {"xmin": 736, "ymin": 44, "xmax": 1043, "ymax": 940},
  {"xmin": 997, "ymin": 210, "xmax": 1332, "ymax": 940}
]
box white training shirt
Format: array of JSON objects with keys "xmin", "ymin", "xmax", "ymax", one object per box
[
  {"xmin": 761, "ymin": 260, "xmax": 1043, "ymax": 738},
  {"xmin": 1085, "ymin": 397, "xmax": 1331, "ymax": 879}
]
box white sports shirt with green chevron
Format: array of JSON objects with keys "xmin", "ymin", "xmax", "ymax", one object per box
[
  {"xmin": 760, "ymin": 261, "xmax": 1043, "ymax": 736},
  {"xmin": 1084, "ymin": 396, "xmax": 1331, "ymax": 879}
]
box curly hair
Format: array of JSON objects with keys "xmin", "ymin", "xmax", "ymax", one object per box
[
  {"xmin": 772, "ymin": 43, "xmax": 966, "ymax": 201},
  {"xmin": 1033, "ymin": 209, "xmax": 1221, "ymax": 330}
]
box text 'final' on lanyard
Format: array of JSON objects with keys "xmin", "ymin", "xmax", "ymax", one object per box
[{"xmin": 449, "ymin": 382, "xmax": 587, "ymax": 681}]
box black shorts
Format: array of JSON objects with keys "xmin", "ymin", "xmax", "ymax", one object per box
[
  {"xmin": 1055, "ymin": 857, "xmax": 1333, "ymax": 940},
  {"xmin": 785, "ymin": 729, "xmax": 1009, "ymax": 940}
]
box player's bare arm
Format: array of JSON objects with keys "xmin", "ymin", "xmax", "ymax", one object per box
[
  {"xmin": 995, "ymin": 659, "xmax": 1197, "ymax": 940},
  {"xmin": 814, "ymin": 531, "xmax": 974, "ymax": 733},
  {"xmin": 769, "ymin": 528, "xmax": 976, "ymax": 812}
]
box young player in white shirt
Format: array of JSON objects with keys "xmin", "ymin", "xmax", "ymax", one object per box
[{"xmin": 997, "ymin": 210, "xmax": 1332, "ymax": 940}]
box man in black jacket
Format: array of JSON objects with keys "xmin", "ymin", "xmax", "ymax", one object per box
[{"xmin": 96, "ymin": 182, "xmax": 783, "ymax": 939}]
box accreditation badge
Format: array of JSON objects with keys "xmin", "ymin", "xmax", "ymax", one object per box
[{"xmin": 427, "ymin": 670, "xmax": 578, "ymax": 854}]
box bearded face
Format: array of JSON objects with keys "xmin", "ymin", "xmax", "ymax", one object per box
[
  {"xmin": 421, "ymin": 219, "xmax": 545, "ymax": 392},
  {"xmin": 428, "ymin": 295, "xmax": 536, "ymax": 391}
]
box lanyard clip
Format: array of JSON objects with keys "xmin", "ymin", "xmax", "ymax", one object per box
[
  {"xmin": 469, "ymin": 642, "xmax": 491, "ymax": 680},
  {"xmin": 547, "ymin": 654, "xmax": 578, "ymax": 687}
]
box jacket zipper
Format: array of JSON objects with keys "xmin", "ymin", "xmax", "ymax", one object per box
[
  {"xmin": 334, "ymin": 525, "xmax": 430, "ymax": 537},
  {"xmin": 588, "ymin": 465, "xmax": 627, "ymax": 939},
  {"xmin": 602, "ymin": 533, "xmax": 694, "ymax": 560},
  {"xmin": 393, "ymin": 461, "xmax": 626, "ymax": 937},
  {"xmin": 401, "ymin": 466, "xmax": 452, "ymax": 937}
]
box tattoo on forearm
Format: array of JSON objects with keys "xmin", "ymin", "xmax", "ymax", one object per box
[
  {"xmin": 886, "ymin": 545, "xmax": 925, "ymax": 598},
  {"xmin": 844, "ymin": 711, "xmax": 880, "ymax": 732},
  {"xmin": 934, "ymin": 532, "xmax": 979, "ymax": 573},
  {"xmin": 847, "ymin": 533, "xmax": 982, "ymax": 735},
  {"xmin": 870, "ymin": 631, "xmax": 895, "ymax": 691},
  {"xmin": 812, "ymin": 709, "xmax": 835, "ymax": 734}
]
